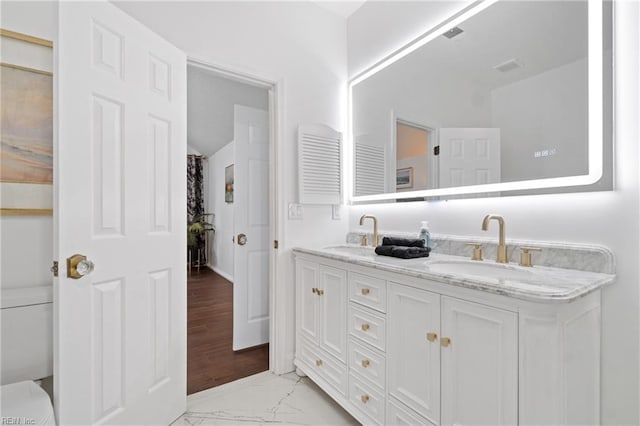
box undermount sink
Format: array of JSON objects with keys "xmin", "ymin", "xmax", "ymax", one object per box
[
  {"xmin": 323, "ymin": 245, "xmax": 376, "ymax": 257},
  {"xmin": 428, "ymin": 260, "xmax": 535, "ymax": 281}
]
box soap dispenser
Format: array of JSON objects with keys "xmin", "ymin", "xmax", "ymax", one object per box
[{"xmin": 419, "ymin": 221, "xmax": 431, "ymax": 249}]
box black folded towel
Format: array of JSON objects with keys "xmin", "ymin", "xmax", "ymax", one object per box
[
  {"xmin": 375, "ymin": 245, "xmax": 431, "ymax": 259},
  {"xmin": 382, "ymin": 237, "xmax": 425, "ymax": 248}
]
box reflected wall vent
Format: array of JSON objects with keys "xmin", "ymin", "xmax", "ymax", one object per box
[
  {"xmin": 443, "ymin": 27, "xmax": 464, "ymax": 39},
  {"xmin": 494, "ymin": 59, "xmax": 523, "ymax": 73}
]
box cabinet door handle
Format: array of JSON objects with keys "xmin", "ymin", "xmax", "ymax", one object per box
[
  {"xmin": 361, "ymin": 395, "xmax": 370, "ymax": 404},
  {"xmin": 361, "ymin": 323, "xmax": 370, "ymax": 332},
  {"xmin": 315, "ymin": 359, "xmax": 323, "ymax": 367},
  {"xmin": 441, "ymin": 337, "xmax": 451, "ymax": 347},
  {"xmin": 361, "ymin": 359, "xmax": 370, "ymax": 368},
  {"xmin": 426, "ymin": 332, "xmax": 438, "ymax": 342},
  {"xmin": 361, "ymin": 288, "xmax": 370, "ymax": 295},
  {"xmin": 317, "ymin": 289, "xmax": 324, "ymax": 296},
  {"xmin": 312, "ymin": 287, "xmax": 318, "ymax": 294}
]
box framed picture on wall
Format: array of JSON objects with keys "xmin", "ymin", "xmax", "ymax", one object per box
[
  {"xmin": 0, "ymin": 29, "xmax": 53, "ymax": 216},
  {"xmin": 396, "ymin": 167, "xmax": 414, "ymax": 189},
  {"xmin": 225, "ymin": 164, "xmax": 234, "ymax": 203}
]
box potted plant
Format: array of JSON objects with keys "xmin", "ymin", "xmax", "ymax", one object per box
[{"xmin": 188, "ymin": 213, "xmax": 215, "ymax": 269}]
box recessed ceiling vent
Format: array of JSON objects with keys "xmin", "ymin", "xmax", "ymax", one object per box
[
  {"xmin": 494, "ymin": 58, "xmax": 523, "ymax": 73},
  {"xmin": 443, "ymin": 27, "xmax": 464, "ymax": 39}
]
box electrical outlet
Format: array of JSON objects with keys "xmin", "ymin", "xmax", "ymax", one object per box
[
  {"xmin": 332, "ymin": 205, "xmax": 342, "ymax": 220},
  {"xmin": 288, "ymin": 203, "xmax": 304, "ymax": 220}
]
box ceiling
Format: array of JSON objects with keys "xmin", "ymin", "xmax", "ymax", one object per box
[
  {"xmin": 358, "ymin": 0, "xmax": 590, "ymax": 94},
  {"xmin": 311, "ymin": 0, "xmax": 367, "ymax": 18}
]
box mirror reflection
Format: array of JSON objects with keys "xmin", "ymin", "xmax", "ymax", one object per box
[{"xmin": 352, "ymin": 0, "xmax": 609, "ymax": 198}]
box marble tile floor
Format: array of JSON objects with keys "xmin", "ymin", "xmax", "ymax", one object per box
[{"xmin": 172, "ymin": 371, "xmax": 358, "ymax": 425}]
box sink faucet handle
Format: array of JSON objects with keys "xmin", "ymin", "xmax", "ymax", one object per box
[
  {"xmin": 519, "ymin": 247, "xmax": 542, "ymax": 267},
  {"xmin": 360, "ymin": 234, "xmax": 368, "ymax": 247},
  {"xmin": 465, "ymin": 243, "xmax": 483, "ymax": 261}
]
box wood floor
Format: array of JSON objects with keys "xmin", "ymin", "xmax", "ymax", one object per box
[{"xmin": 187, "ymin": 268, "xmax": 269, "ymax": 395}]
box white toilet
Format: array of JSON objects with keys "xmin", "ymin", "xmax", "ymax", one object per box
[{"xmin": 1, "ymin": 286, "xmax": 56, "ymax": 425}]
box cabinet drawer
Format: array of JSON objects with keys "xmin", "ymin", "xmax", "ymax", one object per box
[
  {"xmin": 349, "ymin": 373, "xmax": 385, "ymax": 425},
  {"xmin": 349, "ymin": 338, "xmax": 385, "ymax": 390},
  {"xmin": 387, "ymin": 398, "xmax": 435, "ymax": 426},
  {"xmin": 298, "ymin": 338, "xmax": 347, "ymax": 396},
  {"xmin": 349, "ymin": 305, "xmax": 386, "ymax": 351},
  {"xmin": 349, "ymin": 272, "xmax": 387, "ymax": 313}
]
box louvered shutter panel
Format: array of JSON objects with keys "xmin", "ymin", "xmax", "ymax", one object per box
[
  {"xmin": 355, "ymin": 142, "xmax": 385, "ymax": 196},
  {"xmin": 297, "ymin": 124, "xmax": 342, "ymax": 204}
]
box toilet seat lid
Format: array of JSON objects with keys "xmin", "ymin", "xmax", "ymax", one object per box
[{"xmin": 0, "ymin": 381, "xmax": 55, "ymax": 425}]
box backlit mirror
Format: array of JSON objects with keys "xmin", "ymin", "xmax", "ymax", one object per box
[{"xmin": 350, "ymin": 0, "xmax": 612, "ymax": 202}]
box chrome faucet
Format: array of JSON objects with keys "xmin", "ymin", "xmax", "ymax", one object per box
[
  {"xmin": 481, "ymin": 214, "xmax": 508, "ymax": 263},
  {"xmin": 359, "ymin": 214, "xmax": 379, "ymax": 247}
]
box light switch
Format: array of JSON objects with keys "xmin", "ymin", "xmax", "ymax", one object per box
[
  {"xmin": 288, "ymin": 203, "xmax": 304, "ymax": 220},
  {"xmin": 332, "ymin": 205, "xmax": 342, "ymax": 220}
]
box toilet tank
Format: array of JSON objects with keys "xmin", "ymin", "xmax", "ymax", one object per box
[{"xmin": 1, "ymin": 286, "xmax": 53, "ymax": 385}]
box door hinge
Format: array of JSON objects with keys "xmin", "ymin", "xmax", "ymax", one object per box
[
  {"xmin": 51, "ymin": 261, "xmax": 59, "ymax": 277},
  {"xmin": 274, "ymin": 240, "xmax": 279, "ymax": 249},
  {"xmin": 434, "ymin": 145, "xmax": 440, "ymax": 156}
]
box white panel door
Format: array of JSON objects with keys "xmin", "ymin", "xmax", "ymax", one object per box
[
  {"xmin": 233, "ymin": 105, "xmax": 270, "ymax": 350},
  {"xmin": 438, "ymin": 128, "xmax": 500, "ymax": 188},
  {"xmin": 56, "ymin": 2, "xmax": 186, "ymax": 425},
  {"xmin": 318, "ymin": 265, "xmax": 348, "ymax": 362},
  {"xmin": 387, "ymin": 283, "xmax": 440, "ymax": 424},
  {"xmin": 440, "ymin": 297, "xmax": 517, "ymax": 426}
]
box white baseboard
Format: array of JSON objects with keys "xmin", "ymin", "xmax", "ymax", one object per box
[{"xmin": 207, "ymin": 264, "xmax": 234, "ymax": 283}]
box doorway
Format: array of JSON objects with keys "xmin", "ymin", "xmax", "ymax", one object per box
[
  {"xmin": 186, "ymin": 62, "xmax": 273, "ymax": 394},
  {"xmin": 393, "ymin": 117, "xmax": 438, "ymax": 192}
]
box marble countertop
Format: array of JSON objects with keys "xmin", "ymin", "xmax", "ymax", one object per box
[{"xmin": 293, "ymin": 245, "xmax": 616, "ymax": 303}]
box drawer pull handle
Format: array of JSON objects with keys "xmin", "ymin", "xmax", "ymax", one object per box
[
  {"xmin": 426, "ymin": 332, "xmax": 438, "ymax": 342},
  {"xmin": 361, "ymin": 323, "xmax": 370, "ymax": 332},
  {"xmin": 441, "ymin": 337, "xmax": 451, "ymax": 347},
  {"xmin": 361, "ymin": 288, "xmax": 370, "ymax": 296},
  {"xmin": 361, "ymin": 394, "xmax": 370, "ymax": 404},
  {"xmin": 361, "ymin": 359, "xmax": 370, "ymax": 368},
  {"xmin": 315, "ymin": 359, "xmax": 323, "ymax": 367}
]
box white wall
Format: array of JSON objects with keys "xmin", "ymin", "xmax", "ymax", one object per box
[
  {"xmin": 1, "ymin": 1, "xmax": 56, "ymax": 291},
  {"xmin": 188, "ymin": 67, "xmax": 269, "ymax": 156},
  {"xmin": 113, "ymin": 1, "xmax": 349, "ymax": 373},
  {"xmin": 347, "ymin": 1, "xmax": 640, "ymax": 424},
  {"xmin": 492, "ymin": 58, "xmax": 588, "ymax": 182},
  {"xmin": 208, "ymin": 142, "xmax": 234, "ymax": 281}
]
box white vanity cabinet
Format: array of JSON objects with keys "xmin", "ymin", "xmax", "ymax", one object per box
[
  {"xmin": 387, "ymin": 283, "xmax": 441, "ymax": 423},
  {"xmin": 294, "ymin": 252, "xmax": 603, "ymax": 426},
  {"xmin": 387, "ymin": 283, "xmax": 517, "ymax": 426},
  {"xmin": 295, "ymin": 259, "xmax": 348, "ymax": 395},
  {"xmin": 439, "ymin": 296, "xmax": 518, "ymax": 426}
]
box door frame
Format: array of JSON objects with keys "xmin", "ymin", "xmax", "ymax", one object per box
[
  {"xmin": 186, "ymin": 57, "xmax": 284, "ymax": 374},
  {"xmin": 389, "ymin": 110, "xmax": 439, "ymax": 191}
]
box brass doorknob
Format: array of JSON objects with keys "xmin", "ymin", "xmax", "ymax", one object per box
[
  {"xmin": 361, "ymin": 359, "xmax": 370, "ymax": 368},
  {"xmin": 361, "ymin": 323, "xmax": 370, "ymax": 332},
  {"xmin": 441, "ymin": 337, "xmax": 451, "ymax": 347},
  {"xmin": 426, "ymin": 332, "xmax": 438, "ymax": 342},
  {"xmin": 67, "ymin": 254, "xmax": 94, "ymax": 279},
  {"xmin": 361, "ymin": 395, "xmax": 370, "ymax": 404},
  {"xmin": 237, "ymin": 233, "xmax": 247, "ymax": 245}
]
